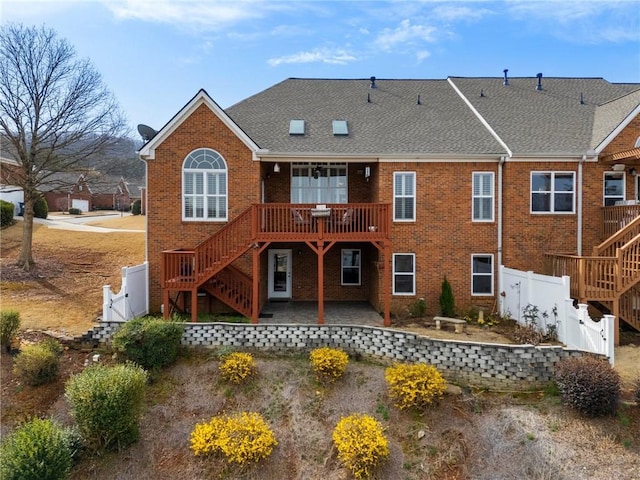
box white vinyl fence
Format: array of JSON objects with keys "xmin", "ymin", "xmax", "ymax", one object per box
[
  {"xmin": 499, "ymin": 266, "xmax": 615, "ymax": 364},
  {"xmin": 102, "ymin": 262, "xmax": 148, "ymax": 322}
]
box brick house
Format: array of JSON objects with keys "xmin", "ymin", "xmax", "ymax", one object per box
[
  {"xmin": 138, "ymin": 75, "xmax": 640, "ymax": 340},
  {"xmin": 42, "ymin": 172, "xmax": 133, "ymax": 212}
]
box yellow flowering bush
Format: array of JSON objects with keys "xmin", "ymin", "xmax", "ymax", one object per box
[
  {"xmin": 384, "ymin": 362, "xmax": 446, "ymax": 410},
  {"xmin": 218, "ymin": 352, "xmax": 257, "ymax": 384},
  {"xmin": 190, "ymin": 412, "xmax": 277, "ymax": 465},
  {"xmin": 309, "ymin": 347, "xmax": 349, "ymax": 383},
  {"xmin": 332, "ymin": 414, "xmax": 389, "ymax": 479}
]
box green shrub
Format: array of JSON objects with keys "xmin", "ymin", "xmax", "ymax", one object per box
[
  {"xmin": 332, "ymin": 414, "xmax": 389, "ymax": 480},
  {"xmin": 385, "ymin": 362, "xmax": 447, "ymax": 410},
  {"xmin": 131, "ymin": 199, "xmax": 141, "ymax": 215},
  {"xmin": 634, "ymin": 377, "xmax": 640, "ymax": 406},
  {"xmin": 0, "ymin": 417, "xmax": 73, "ymax": 480},
  {"xmin": 13, "ymin": 343, "xmax": 60, "ymax": 386},
  {"xmin": 1, "ymin": 309, "xmax": 20, "ymax": 352},
  {"xmin": 309, "ymin": 347, "xmax": 349, "ymax": 383},
  {"xmin": 439, "ymin": 276, "xmax": 456, "ymax": 317},
  {"xmin": 554, "ymin": 355, "xmax": 621, "ymax": 416},
  {"xmin": 190, "ymin": 412, "xmax": 277, "ymax": 464},
  {"xmin": 65, "ymin": 363, "xmax": 147, "ymax": 451},
  {"xmin": 218, "ymin": 352, "xmax": 257, "ymax": 384},
  {"xmin": 33, "ymin": 195, "xmax": 48, "ymax": 219},
  {"xmin": 1, "ymin": 199, "xmax": 15, "ymax": 227},
  {"xmin": 111, "ymin": 316, "xmax": 183, "ymax": 370}
]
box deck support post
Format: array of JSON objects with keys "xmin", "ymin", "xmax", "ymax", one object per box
[
  {"xmin": 317, "ymin": 241, "xmax": 325, "ymax": 324},
  {"xmin": 163, "ymin": 289, "xmax": 170, "ymax": 319},
  {"xmin": 383, "ymin": 242, "xmax": 391, "ymax": 326},
  {"xmin": 252, "ymin": 246, "xmax": 260, "ymax": 324},
  {"xmin": 191, "ymin": 289, "xmax": 198, "ymax": 322}
]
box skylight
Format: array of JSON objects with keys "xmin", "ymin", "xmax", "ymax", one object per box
[
  {"xmin": 332, "ymin": 120, "xmax": 348, "ymax": 136},
  {"xmin": 289, "ymin": 119, "xmax": 305, "ymax": 135}
]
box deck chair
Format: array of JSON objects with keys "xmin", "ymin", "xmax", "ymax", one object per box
[
  {"xmin": 332, "ymin": 208, "xmax": 354, "ymax": 231},
  {"xmin": 291, "ymin": 208, "xmax": 310, "ymax": 226}
]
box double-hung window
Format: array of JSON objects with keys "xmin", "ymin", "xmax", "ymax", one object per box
[
  {"xmin": 393, "ymin": 172, "xmax": 415, "ymax": 221},
  {"xmin": 393, "ymin": 253, "xmax": 415, "ymax": 295},
  {"xmin": 472, "ymin": 172, "xmax": 494, "ymax": 221},
  {"xmin": 603, "ymin": 172, "xmax": 625, "ymax": 206},
  {"xmin": 471, "ymin": 254, "xmax": 493, "ymax": 295},
  {"xmin": 531, "ymin": 172, "xmax": 575, "ymax": 213},
  {"xmin": 341, "ymin": 249, "xmax": 361, "ymax": 285},
  {"xmin": 182, "ymin": 148, "xmax": 227, "ymax": 221}
]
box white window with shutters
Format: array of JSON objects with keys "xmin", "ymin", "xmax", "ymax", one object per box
[
  {"xmin": 182, "ymin": 148, "xmax": 228, "ymax": 221},
  {"xmin": 472, "ymin": 172, "xmax": 494, "ymax": 222},
  {"xmin": 393, "ymin": 172, "xmax": 415, "ymax": 221}
]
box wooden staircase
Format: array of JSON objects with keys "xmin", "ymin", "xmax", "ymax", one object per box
[
  {"xmin": 162, "ymin": 206, "xmax": 254, "ymax": 318},
  {"xmin": 546, "ymin": 215, "xmax": 640, "ymax": 339}
]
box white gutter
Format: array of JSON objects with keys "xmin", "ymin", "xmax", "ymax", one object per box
[
  {"xmin": 497, "ymin": 155, "xmax": 505, "ymax": 313},
  {"xmin": 577, "ymin": 155, "xmax": 586, "ymax": 255}
]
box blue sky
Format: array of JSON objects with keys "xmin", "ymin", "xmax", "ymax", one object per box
[{"xmin": 3, "ymin": 0, "xmax": 639, "ymax": 136}]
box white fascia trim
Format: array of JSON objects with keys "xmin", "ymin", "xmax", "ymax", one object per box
[
  {"xmin": 594, "ymin": 102, "xmax": 640, "ymax": 154},
  {"xmin": 507, "ymin": 154, "xmax": 598, "ymax": 162},
  {"xmin": 448, "ymin": 77, "xmax": 513, "ymax": 158},
  {"xmin": 257, "ymin": 153, "xmax": 501, "ymax": 163},
  {"xmin": 138, "ymin": 90, "xmax": 261, "ymax": 161}
]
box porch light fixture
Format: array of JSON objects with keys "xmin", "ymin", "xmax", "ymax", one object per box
[
  {"xmin": 313, "ymin": 165, "xmax": 322, "ymax": 179},
  {"xmin": 364, "ymin": 166, "xmax": 371, "ymax": 181},
  {"xmin": 630, "ymin": 167, "xmax": 637, "ymax": 176},
  {"xmin": 273, "ymin": 163, "xmax": 280, "ymax": 173}
]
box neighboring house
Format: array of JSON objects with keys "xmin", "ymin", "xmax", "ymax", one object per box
[
  {"xmin": 138, "ymin": 74, "xmax": 640, "ymax": 343},
  {"xmin": 42, "ymin": 172, "xmax": 133, "ymax": 212},
  {"xmin": 0, "ymin": 156, "xmax": 24, "ymax": 215}
]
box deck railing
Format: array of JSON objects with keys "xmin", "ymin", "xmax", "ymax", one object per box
[
  {"xmin": 545, "ymin": 254, "xmax": 618, "ymax": 301},
  {"xmin": 602, "ymin": 204, "xmax": 640, "ymax": 238},
  {"xmin": 162, "ymin": 203, "xmax": 391, "ymax": 288},
  {"xmin": 254, "ymin": 203, "xmax": 390, "ymax": 241}
]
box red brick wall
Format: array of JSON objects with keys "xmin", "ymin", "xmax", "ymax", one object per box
[
  {"xmin": 146, "ymin": 103, "xmax": 261, "ymax": 313},
  {"xmin": 375, "ymin": 161, "xmax": 498, "ymax": 316}
]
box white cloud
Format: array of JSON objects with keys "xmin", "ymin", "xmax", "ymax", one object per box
[
  {"xmin": 374, "ymin": 19, "xmax": 437, "ymax": 52},
  {"xmin": 104, "ymin": 0, "xmax": 264, "ymax": 30},
  {"xmin": 416, "ymin": 50, "xmax": 431, "ymax": 63},
  {"xmin": 268, "ymin": 48, "xmax": 357, "ymax": 66},
  {"xmin": 431, "ymin": 5, "xmax": 493, "ymax": 22}
]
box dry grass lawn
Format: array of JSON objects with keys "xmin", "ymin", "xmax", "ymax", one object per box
[{"xmin": 1, "ymin": 215, "xmax": 145, "ymax": 335}]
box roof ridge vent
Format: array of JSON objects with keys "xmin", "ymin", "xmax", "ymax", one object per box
[
  {"xmin": 536, "ymin": 73, "xmax": 543, "ymax": 91},
  {"xmin": 503, "ymin": 69, "xmax": 509, "ymax": 86},
  {"xmin": 370, "ymin": 76, "xmax": 376, "ymax": 88}
]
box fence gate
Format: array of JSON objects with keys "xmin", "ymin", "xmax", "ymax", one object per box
[{"xmin": 102, "ymin": 262, "xmax": 148, "ymax": 322}]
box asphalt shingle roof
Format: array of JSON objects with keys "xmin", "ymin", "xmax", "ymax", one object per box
[{"xmin": 224, "ymin": 77, "xmax": 639, "ymax": 158}]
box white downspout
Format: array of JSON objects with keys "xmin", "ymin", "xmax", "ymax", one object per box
[
  {"xmin": 577, "ymin": 155, "xmax": 585, "ymax": 255},
  {"xmin": 497, "ymin": 155, "xmax": 505, "ymax": 313}
]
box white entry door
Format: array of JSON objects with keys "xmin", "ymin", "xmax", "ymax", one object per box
[{"xmin": 268, "ymin": 249, "xmax": 292, "ymax": 299}]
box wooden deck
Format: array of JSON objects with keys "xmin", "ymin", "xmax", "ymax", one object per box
[{"xmin": 161, "ymin": 203, "xmax": 390, "ymax": 288}]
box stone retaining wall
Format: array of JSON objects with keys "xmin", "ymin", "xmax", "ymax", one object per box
[{"xmin": 87, "ymin": 321, "xmax": 588, "ymax": 390}]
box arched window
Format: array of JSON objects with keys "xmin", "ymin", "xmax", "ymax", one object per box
[{"xmin": 182, "ymin": 148, "xmax": 227, "ymax": 221}]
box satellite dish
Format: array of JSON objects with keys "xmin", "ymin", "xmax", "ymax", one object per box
[{"xmin": 137, "ymin": 124, "xmax": 157, "ymax": 142}]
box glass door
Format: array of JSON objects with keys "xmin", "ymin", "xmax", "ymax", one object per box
[{"xmin": 268, "ymin": 249, "xmax": 292, "ymax": 299}]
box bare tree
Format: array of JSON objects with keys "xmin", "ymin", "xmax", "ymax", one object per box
[{"xmin": 0, "ymin": 24, "xmax": 128, "ymax": 269}]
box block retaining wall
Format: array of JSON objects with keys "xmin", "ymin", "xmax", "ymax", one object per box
[{"xmin": 87, "ymin": 321, "xmax": 588, "ymax": 390}]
